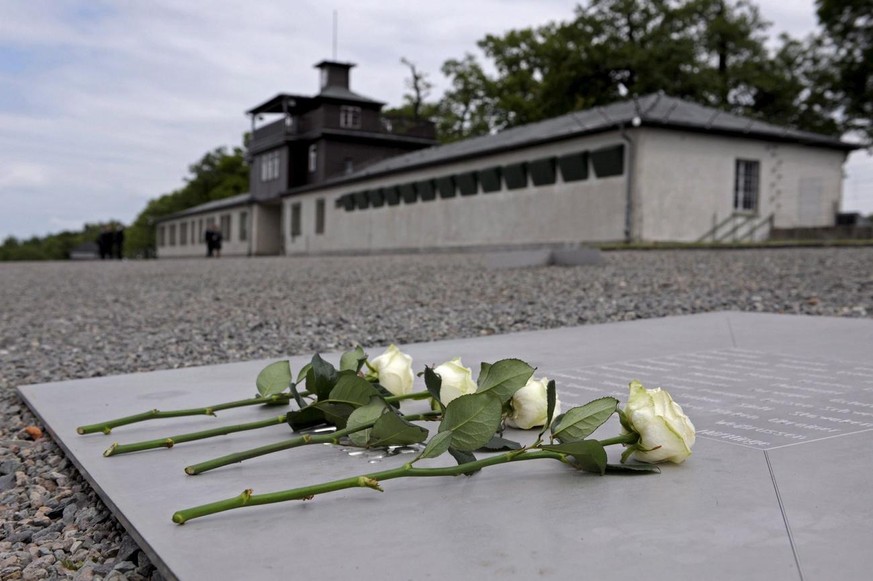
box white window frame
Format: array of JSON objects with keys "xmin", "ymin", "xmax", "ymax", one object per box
[
  {"xmin": 734, "ymin": 159, "xmax": 760, "ymax": 213},
  {"xmin": 308, "ymin": 145, "xmax": 317, "ymax": 173},
  {"xmin": 340, "ymin": 106, "xmax": 361, "ymax": 129},
  {"xmin": 260, "ymin": 151, "xmax": 279, "ymax": 182}
]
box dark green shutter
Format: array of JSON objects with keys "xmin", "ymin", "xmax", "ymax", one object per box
[
  {"xmin": 591, "ymin": 145, "xmax": 625, "ymax": 177},
  {"xmin": 416, "ymin": 179, "xmax": 436, "ymax": 202},
  {"xmin": 478, "ymin": 167, "xmax": 502, "ymax": 193},
  {"xmin": 503, "ymin": 163, "xmax": 528, "ymax": 189},
  {"xmin": 558, "ymin": 151, "xmax": 589, "ymax": 182},
  {"xmin": 400, "ymin": 183, "xmax": 418, "ymax": 203},
  {"xmin": 456, "ymin": 172, "xmax": 478, "ymax": 196},
  {"xmin": 436, "ymin": 176, "xmax": 456, "ymax": 198},
  {"xmin": 529, "ymin": 157, "xmax": 557, "ymax": 185}
]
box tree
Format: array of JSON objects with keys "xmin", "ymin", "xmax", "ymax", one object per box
[
  {"xmin": 400, "ymin": 57, "xmax": 434, "ymax": 121},
  {"xmin": 815, "ymin": 0, "xmax": 873, "ymax": 143},
  {"xmin": 430, "ymin": 0, "xmax": 841, "ymax": 140},
  {"xmin": 124, "ymin": 145, "xmax": 248, "ymax": 258}
]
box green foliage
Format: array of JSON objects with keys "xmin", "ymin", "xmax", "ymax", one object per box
[
  {"xmin": 410, "ymin": 0, "xmax": 850, "ymax": 142},
  {"xmin": 815, "ymin": 0, "xmax": 873, "ymax": 143},
  {"xmin": 0, "ymin": 222, "xmax": 112, "ymax": 261},
  {"xmin": 255, "ymin": 361, "xmax": 292, "ymax": 397},
  {"xmin": 339, "ymin": 346, "xmax": 368, "ymax": 373},
  {"xmin": 125, "ymin": 146, "xmax": 248, "ymax": 258},
  {"xmin": 551, "ymin": 397, "xmax": 619, "ymax": 443},
  {"xmin": 347, "ymin": 398, "xmax": 389, "ymax": 446},
  {"xmin": 368, "ymin": 410, "xmax": 429, "ymax": 447},
  {"xmin": 475, "ymin": 358, "xmax": 535, "ymax": 403},
  {"xmin": 438, "ymin": 392, "xmax": 503, "ymax": 452},
  {"xmin": 417, "ymin": 431, "xmax": 454, "ymax": 460},
  {"xmin": 541, "ymin": 440, "xmax": 608, "ymax": 474}
]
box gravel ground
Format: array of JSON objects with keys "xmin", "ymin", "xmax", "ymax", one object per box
[{"xmin": 1, "ymin": 247, "xmax": 872, "ymax": 579}]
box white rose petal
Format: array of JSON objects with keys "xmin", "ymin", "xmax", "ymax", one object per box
[
  {"xmin": 368, "ymin": 344, "xmax": 414, "ymax": 396},
  {"xmin": 624, "ymin": 380, "xmax": 695, "ymax": 464},
  {"xmin": 433, "ymin": 358, "xmax": 477, "ymax": 405},
  {"xmin": 506, "ymin": 376, "xmax": 561, "ymax": 430}
]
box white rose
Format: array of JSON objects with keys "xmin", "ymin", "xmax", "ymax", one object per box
[
  {"xmin": 506, "ymin": 376, "xmax": 561, "ymax": 430},
  {"xmin": 368, "ymin": 344, "xmax": 414, "ymax": 396},
  {"xmin": 433, "ymin": 358, "xmax": 477, "ymax": 405},
  {"xmin": 623, "ymin": 380, "xmax": 695, "ymax": 464}
]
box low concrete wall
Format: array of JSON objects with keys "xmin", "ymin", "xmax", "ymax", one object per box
[{"xmin": 771, "ymin": 226, "xmax": 873, "ymax": 240}]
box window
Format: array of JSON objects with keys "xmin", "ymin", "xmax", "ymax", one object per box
[
  {"xmin": 190, "ymin": 220, "xmax": 196, "ymax": 245},
  {"xmin": 734, "ymin": 159, "xmax": 760, "ymax": 213},
  {"xmin": 558, "ymin": 152, "xmax": 589, "ymax": 182},
  {"xmin": 477, "ymin": 167, "xmax": 502, "ymax": 193},
  {"xmin": 528, "ymin": 158, "xmax": 557, "ymax": 186},
  {"xmin": 340, "ymin": 106, "xmax": 361, "ymax": 129},
  {"xmin": 220, "ymin": 214, "xmax": 232, "ymax": 241},
  {"xmin": 344, "ymin": 157, "xmax": 354, "ymax": 174},
  {"xmin": 591, "ymin": 145, "xmax": 625, "ymax": 178},
  {"xmin": 157, "ymin": 225, "xmax": 165, "ymax": 247},
  {"xmin": 198, "ymin": 219, "xmax": 204, "ymax": 242},
  {"xmin": 260, "ymin": 151, "xmax": 279, "ymax": 182},
  {"xmin": 456, "ymin": 172, "xmax": 478, "ymax": 196},
  {"xmin": 179, "ymin": 222, "xmax": 188, "ymax": 246},
  {"xmin": 290, "ymin": 203, "xmax": 302, "ymax": 237},
  {"xmin": 308, "ymin": 145, "xmax": 317, "ymax": 173},
  {"xmin": 503, "ymin": 163, "xmax": 528, "ymax": 190},
  {"xmin": 315, "ymin": 199, "xmax": 325, "ymax": 234},
  {"xmin": 239, "ymin": 211, "xmax": 248, "ymax": 242},
  {"xmin": 169, "ymin": 224, "xmax": 176, "ymax": 246}
]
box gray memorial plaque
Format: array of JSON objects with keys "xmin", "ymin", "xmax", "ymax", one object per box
[{"xmin": 17, "ymin": 312, "xmax": 873, "ymax": 581}]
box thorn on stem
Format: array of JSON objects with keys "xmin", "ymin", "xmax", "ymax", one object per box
[{"xmin": 359, "ymin": 477, "xmax": 383, "ymax": 492}]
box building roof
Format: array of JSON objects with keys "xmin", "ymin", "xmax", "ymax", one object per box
[
  {"xmin": 317, "ymin": 85, "xmax": 384, "ymax": 106},
  {"xmin": 157, "ymin": 193, "xmax": 253, "ymax": 223},
  {"xmin": 301, "ymin": 93, "xmax": 860, "ymax": 189},
  {"xmin": 246, "ymin": 87, "xmax": 383, "ymax": 116}
]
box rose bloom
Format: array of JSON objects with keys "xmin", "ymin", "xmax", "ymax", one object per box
[
  {"xmin": 433, "ymin": 358, "xmax": 477, "ymax": 405},
  {"xmin": 368, "ymin": 344, "xmax": 414, "ymax": 396},
  {"xmin": 506, "ymin": 376, "xmax": 561, "ymax": 430},
  {"xmin": 623, "ymin": 380, "xmax": 695, "ymax": 463}
]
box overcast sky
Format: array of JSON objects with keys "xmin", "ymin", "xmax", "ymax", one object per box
[{"xmin": 1, "ymin": 0, "xmax": 870, "ymax": 240}]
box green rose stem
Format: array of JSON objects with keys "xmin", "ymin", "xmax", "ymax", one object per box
[
  {"xmin": 184, "ymin": 411, "xmax": 441, "ymax": 475},
  {"xmin": 76, "ymin": 393, "xmax": 298, "ymax": 435},
  {"xmin": 173, "ymin": 434, "xmax": 639, "ymax": 525},
  {"xmin": 100, "ymin": 391, "xmax": 435, "ymax": 457},
  {"xmin": 102, "ymin": 414, "xmax": 291, "ymax": 457}
]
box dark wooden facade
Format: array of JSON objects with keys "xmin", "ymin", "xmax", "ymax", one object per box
[{"xmin": 246, "ymin": 61, "xmax": 437, "ymax": 201}]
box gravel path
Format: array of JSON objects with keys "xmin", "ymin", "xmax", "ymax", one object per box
[{"xmin": 1, "ymin": 247, "xmax": 871, "ymax": 579}]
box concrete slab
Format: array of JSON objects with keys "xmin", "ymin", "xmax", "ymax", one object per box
[{"xmin": 17, "ymin": 312, "xmax": 873, "ymax": 581}]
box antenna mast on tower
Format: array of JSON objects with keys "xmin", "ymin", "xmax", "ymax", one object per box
[{"xmin": 332, "ymin": 10, "xmax": 338, "ymax": 60}]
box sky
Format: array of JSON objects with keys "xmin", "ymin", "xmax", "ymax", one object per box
[{"xmin": 1, "ymin": 0, "xmax": 870, "ymax": 241}]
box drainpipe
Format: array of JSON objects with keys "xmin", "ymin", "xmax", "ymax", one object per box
[{"xmin": 619, "ymin": 121, "xmax": 637, "ymax": 243}]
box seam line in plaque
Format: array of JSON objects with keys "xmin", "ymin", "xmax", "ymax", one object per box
[
  {"xmin": 764, "ymin": 450, "xmax": 805, "ymax": 581},
  {"xmin": 765, "ymin": 427, "xmax": 873, "ymax": 451},
  {"xmin": 725, "ymin": 315, "xmax": 738, "ymax": 348}
]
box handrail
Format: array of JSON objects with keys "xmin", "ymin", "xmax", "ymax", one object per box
[
  {"xmin": 696, "ymin": 213, "xmax": 739, "ymax": 242},
  {"xmin": 697, "ymin": 212, "xmax": 775, "ymax": 243}
]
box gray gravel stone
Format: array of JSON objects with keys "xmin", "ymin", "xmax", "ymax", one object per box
[{"xmin": 2, "ymin": 249, "xmax": 872, "ymax": 579}]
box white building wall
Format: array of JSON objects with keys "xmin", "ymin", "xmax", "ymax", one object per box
[
  {"xmin": 283, "ymin": 131, "xmax": 630, "ymax": 254},
  {"xmin": 157, "ymin": 206, "xmax": 253, "ymax": 258},
  {"xmin": 634, "ymin": 128, "xmax": 847, "ymax": 242}
]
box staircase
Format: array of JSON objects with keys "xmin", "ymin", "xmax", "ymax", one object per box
[{"xmin": 696, "ymin": 213, "xmax": 775, "ymax": 243}]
